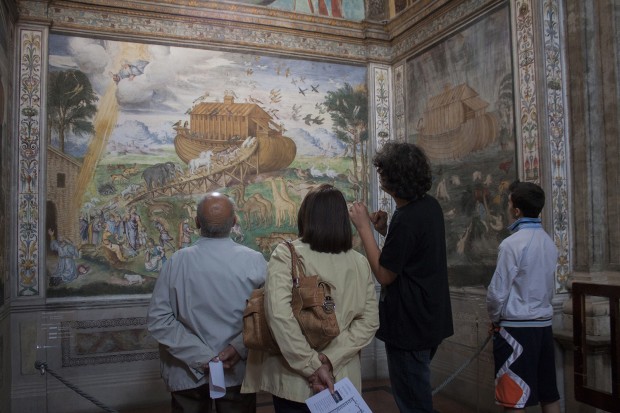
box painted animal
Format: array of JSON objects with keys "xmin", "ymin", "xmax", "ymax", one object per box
[
  {"xmin": 309, "ymin": 165, "xmax": 324, "ymax": 178},
  {"xmin": 323, "ymin": 166, "xmax": 338, "ymax": 179},
  {"xmin": 268, "ymin": 178, "xmax": 296, "ymax": 227},
  {"xmin": 110, "ymin": 173, "xmax": 129, "ymax": 184},
  {"xmin": 248, "ymin": 193, "xmax": 273, "ymax": 226},
  {"xmin": 124, "ymin": 273, "xmax": 145, "ymax": 285},
  {"xmin": 98, "ymin": 183, "xmax": 116, "ymax": 195},
  {"xmin": 121, "ymin": 183, "xmax": 143, "ymax": 198},
  {"xmin": 145, "ymin": 199, "xmax": 174, "ymax": 217},
  {"xmin": 122, "ymin": 164, "xmax": 138, "ymax": 176},
  {"xmin": 142, "ymin": 162, "xmax": 177, "ymax": 190},
  {"xmin": 435, "ymin": 178, "xmax": 450, "ymax": 201},
  {"xmin": 255, "ymin": 232, "xmax": 297, "ymax": 255},
  {"xmin": 241, "ymin": 136, "xmax": 256, "ymax": 148},
  {"xmin": 229, "ymin": 185, "xmax": 269, "ymax": 229},
  {"xmin": 188, "ymin": 150, "xmax": 213, "ymax": 175},
  {"xmin": 286, "ymin": 181, "xmax": 320, "ymax": 201}
]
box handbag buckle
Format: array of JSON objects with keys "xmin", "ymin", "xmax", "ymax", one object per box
[{"xmin": 323, "ymin": 296, "xmax": 335, "ymax": 313}]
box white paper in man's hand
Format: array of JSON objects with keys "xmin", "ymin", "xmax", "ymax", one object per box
[
  {"xmin": 208, "ymin": 360, "xmax": 226, "ymax": 398},
  {"xmin": 305, "ymin": 377, "xmax": 372, "ymax": 413}
]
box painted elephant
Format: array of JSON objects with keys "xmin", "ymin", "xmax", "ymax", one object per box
[{"xmin": 142, "ymin": 162, "xmax": 178, "ymax": 191}]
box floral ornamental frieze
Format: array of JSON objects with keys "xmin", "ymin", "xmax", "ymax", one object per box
[
  {"xmin": 515, "ymin": 0, "xmax": 541, "ymax": 182},
  {"xmin": 17, "ymin": 27, "xmax": 43, "ymax": 296},
  {"xmin": 543, "ymin": 0, "xmax": 570, "ymax": 292},
  {"xmin": 17, "ymin": 1, "xmax": 391, "ymax": 63},
  {"xmin": 374, "ymin": 68, "xmax": 390, "ymax": 149},
  {"xmin": 393, "ymin": 64, "xmax": 405, "ymax": 142},
  {"xmin": 371, "ymin": 66, "xmax": 394, "ymax": 245}
]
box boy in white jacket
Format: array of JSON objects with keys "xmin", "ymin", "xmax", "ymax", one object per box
[{"xmin": 486, "ymin": 181, "xmax": 560, "ymax": 413}]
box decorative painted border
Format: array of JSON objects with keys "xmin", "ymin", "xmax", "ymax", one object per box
[
  {"xmin": 16, "ymin": 27, "xmax": 44, "ymax": 297},
  {"xmin": 61, "ymin": 317, "xmax": 159, "ymax": 367},
  {"xmin": 391, "ymin": 0, "xmax": 497, "ymax": 60},
  {"xmin": 18, "ymin": 1, "xmax": 391, "ymax": 63},
  {"xmin": 370, "ymin": 65, "xmax": 394, "ymax": 236},
  {"xmin": 514, "ymin": 0, "xmax": 541, "ymax": 181},
  {"xmin": 542, "ymin": 0, "xmax": 570, "ymax": 292},
  {"xmin": 393, "ymin": 63, "xmax": 406, "ymax": 142}
]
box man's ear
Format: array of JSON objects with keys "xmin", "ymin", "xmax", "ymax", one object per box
[
  {"xmin": 232, "ymin": 214, "xmax": 237, "ymax": 227},
  {"xmin": 194, "ymin": 216, "xmax": 200, "ymax": 229}
]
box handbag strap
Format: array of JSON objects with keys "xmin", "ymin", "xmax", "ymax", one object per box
[{"xmin": 283, "ymin": 241, "xmax": 306, "ymax": 288}]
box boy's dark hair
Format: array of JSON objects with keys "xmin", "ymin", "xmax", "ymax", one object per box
[
  {"xmin": 508, "ymin": 180, "xmax": 545, "ymax": 218},
  {"xmin": 373, "ymin": 142, "xmax": 432, "ymax": 200},
  {"xmin": 298, "ymin": 184, "xmax": 352, "ymax": 253}
]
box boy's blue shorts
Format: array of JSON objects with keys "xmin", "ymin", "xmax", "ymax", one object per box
[{"xmin": 493, "ymin": 326, "xmax": 560, "ymax": 408}]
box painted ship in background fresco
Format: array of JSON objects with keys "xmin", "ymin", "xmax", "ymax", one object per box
[
  {"xmin": 415, "ymin": 83, "xmax": 498, "ymax": 161},
  {"xmin": 174, "ymin": 94, "xmax": 296, "ymax": 173}
]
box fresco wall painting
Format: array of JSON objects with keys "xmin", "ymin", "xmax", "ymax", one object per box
[
  {"xmin": 406, "ymin": 4, "xmax": 516, "ymax": 287},
  {"xmin": 46, "ymin": 35, "xmax": 368, "ymax": 297},
  {"xmin": 232, "ymin": 0, "xmax": 365, "ymax": 21}
]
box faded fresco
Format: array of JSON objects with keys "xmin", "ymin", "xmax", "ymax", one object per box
[
  {"xmin": 46, "ymin": 35, "xmax": 368, "ymax": 297},
  {"xmin": 407, "ymin": 5, "xmax": 516, "ymax": 287},
  {"xmin": 234, "ymin": 0, "xmax": 364, "ymax": 20}
]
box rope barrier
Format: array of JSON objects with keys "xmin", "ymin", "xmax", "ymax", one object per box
[
  {"xmin": 34, "ymin": 361, "xmax": 119, "ymax": 413},
  {"xmin": 432, "ymin": 334, "xmax": 492, "ymax": 396},
  {"xmin": 34, "ymin": 334, "xmax": 491, "ymax": 410}
]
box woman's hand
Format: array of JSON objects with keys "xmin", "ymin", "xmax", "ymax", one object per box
[{"xmin": 308, "ymin": 353, "xmax": 335, "ymax": 394}]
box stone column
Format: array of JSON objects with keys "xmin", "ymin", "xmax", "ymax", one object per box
[{"xmin": 557, "ymin": 0, "xmax": 620, "ymax": 411}]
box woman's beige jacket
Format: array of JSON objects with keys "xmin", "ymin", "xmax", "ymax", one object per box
[{"xmin": 242, "ymin": 239, "xmax": 379, "ymax": 403}]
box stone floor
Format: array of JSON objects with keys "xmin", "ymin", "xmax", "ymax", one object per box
[{"xmin": 121, "ymin": 379, "xmax": 476, "ymax": 413}]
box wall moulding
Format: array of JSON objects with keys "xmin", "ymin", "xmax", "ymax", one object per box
[
  {"xmin": 385, "ymin": 0, "xmax": 453, "ymax": 36},
  {"xmin": 390, "ymin": 0, "xmax": 506, "ymax": 62},
  {"xmin": 17, "ymin": 0, "xmax": 392, "ymax": 63}
]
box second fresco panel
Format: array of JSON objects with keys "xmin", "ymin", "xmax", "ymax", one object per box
[{"xmin": 407, "ymin": 5, "xmax": 516, "ymax": 286}]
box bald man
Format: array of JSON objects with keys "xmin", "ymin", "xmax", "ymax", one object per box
[{"xmin": 148, "ymin": 192, "xmax": 267, "ymax": 413}]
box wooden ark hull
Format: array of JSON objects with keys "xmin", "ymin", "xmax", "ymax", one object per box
[
  {"xmin": 416, "ymin": 113, "xmax": 499, "ymax": 161},
  {"xmin": 174, "ymin": 132, "xmax": 296, "ymax": 173}
]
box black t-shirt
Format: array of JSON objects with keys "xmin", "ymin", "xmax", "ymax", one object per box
[{"xmin": 376, "ymin": 194, "xmax": 454, "ymax": 350}]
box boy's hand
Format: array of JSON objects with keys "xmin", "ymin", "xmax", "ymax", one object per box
[
  {"xmin": 349, "ymin": 202, "xmax": 371, "ymax": 231},
  {"xmin": 370, "ymin": 210, "xmax": 388, "ymax": 236}
]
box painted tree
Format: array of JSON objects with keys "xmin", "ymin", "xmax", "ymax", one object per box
[
  {"xmin": 47, "ymin": 69, "xmax": 98, "ymax": 153},
  {"xmin": 496, "ymin": 73, "xmax": 514, "ymax": 150},
  {"xmin": 324, "ymin": 83, "xmax": 369, "ymax": 203}
]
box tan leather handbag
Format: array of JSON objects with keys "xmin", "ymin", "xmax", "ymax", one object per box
[{"xmin": 243, "ymin": 241, "xmax": 340, "ymax": 353}]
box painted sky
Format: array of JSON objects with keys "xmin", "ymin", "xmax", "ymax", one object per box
[
  {"xmin": 406, "ymin": 7, "xmax": 511, "ymax": 124},
  {"xmin": 48, "ymin": 35, "xmax": 367, "ymax": 158}
]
